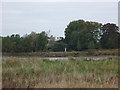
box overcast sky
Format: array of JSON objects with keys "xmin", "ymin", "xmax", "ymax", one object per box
[{"xmin": 1, "ymin": 2, "xmax": 118, "ymax": 37}]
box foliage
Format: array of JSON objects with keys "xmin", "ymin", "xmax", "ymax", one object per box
[
  {"xmin": 36, "ymin": 32, "xmax": 48, "ymax": 51},
  {"xmin": 2, "ymin": 32, "xmax": 48, "ymax": 52},
  {"xmin": 64, "ymin": 20, "xmax": 102, "ymax": 51},
  {"xmin": 100, "ymin": 23, "xmax": 120, "ymax": 49},
  {"xmin": 47, "ymin": 35, "xmax": 56, "ymax": 51},
  {"xmin": 52, "ymin": 41, "xmax": 67, "ymax": 52},
  {"xmin": 2, "ymin": 19, "xmax": 120, "ymax": 52}
]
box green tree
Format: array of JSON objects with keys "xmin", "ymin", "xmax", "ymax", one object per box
[
  {"xmin": 2, "ymin": 34, "xmax": 22, "ymax": 52},
  {"xmin": 47, "ymin": 35, "xmax": 56, "ymax": 51},
  {"xmin": 2, "ymin": 32, "xmax": 49, "ymax": 53},
  {"xmin": 36, "ymin": 32, "xmax": 48, "ymax": 51},
  {"xmin": 52, "ymin": 41, "xmax": 67, "ymax": 52},
  {"xmin": 65, "ymin": 20, "xmax": 102, "ymax": 51},
  {"xmin": 2, "ymin": 36, "xmax": 11, "ymax": 52},
  {"xmin": 22, "ymin": 35, "xmax": 33, "ymax": 52},
  {"xmin": 100, "ymin": 23, "xmax": 120, "ymax": 49},
  {"xmin": 28, "ymin": 32, "xmax": 38, "ymax": 52}
]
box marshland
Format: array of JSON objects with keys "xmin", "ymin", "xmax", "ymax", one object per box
[{"xmin": 1, "ymin": 2, "xmax": 120, "ymax": 88}]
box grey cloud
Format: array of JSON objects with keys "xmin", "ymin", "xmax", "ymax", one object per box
[{"xmin": 2, "ymin": 2, "xmax": 118, "ymax": 37}]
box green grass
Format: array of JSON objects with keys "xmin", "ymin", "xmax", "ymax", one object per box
[{"xmin": 2, "ymin": 57, "xmax": 118, "ymax": 88}]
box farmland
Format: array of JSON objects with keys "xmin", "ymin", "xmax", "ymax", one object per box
[{"xmin": 2, "ymin": 56, "xmax": 119, "ymax": 88}]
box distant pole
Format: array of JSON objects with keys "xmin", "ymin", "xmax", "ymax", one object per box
[{"xmin": 65, "ymin": 48, "xmax": 66, "ymax": 52}]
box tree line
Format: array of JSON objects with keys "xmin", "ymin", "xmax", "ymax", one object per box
[{"xmin": 2, "ymin": 19, "xmax": 120, "ymax": 52}]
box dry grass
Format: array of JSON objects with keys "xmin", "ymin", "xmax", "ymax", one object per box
[
  {"xmin": 2, "ymin": 49, "xmax": 119, "ymax": 57},
  {"xmin": 2, "ymin": 57, "xmax": 118, "ymax": 88}
]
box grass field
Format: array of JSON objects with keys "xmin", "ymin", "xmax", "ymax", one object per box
[{"xmin": 2, "ymin": 57, "xmax": 118, "ymax": 88}]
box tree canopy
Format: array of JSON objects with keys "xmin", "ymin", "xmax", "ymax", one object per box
[
  {"xmin": 64, "ymin": 20, "xmax": 102, "ymax": 51},
  {"xmin": 100, "ymin": 23, "xmax": 120, "ymax": 49},
  {"xmin": 2, "ymin": 32, "xmax": 48, "ymax": 52},
  {"xmin": 2, "ymin": 19, "xmax": 120, "ymax": 52}
]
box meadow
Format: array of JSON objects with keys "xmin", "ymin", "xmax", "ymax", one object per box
[{"xmin": 2, "ymin": 56, "xmax": 119, "ymax": 88}]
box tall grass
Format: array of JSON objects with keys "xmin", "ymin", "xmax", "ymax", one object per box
[{"xmin": 2, "ymin": 57, "xmax": 118, "ymax": 88}]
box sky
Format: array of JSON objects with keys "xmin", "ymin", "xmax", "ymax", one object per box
[{"xmin": 1, "ymin": 1, "xmax": 118, "ymax": 37}]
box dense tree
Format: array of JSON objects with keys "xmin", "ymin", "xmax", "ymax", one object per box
[
  {"xmin": 36, "ymin": 32, "xmax": 48, "ymax": 51},
  {"xmin": 2, "ymin": 32, "xmax": 48, "ymax": 52},
  {"xmin": 22, "ymin": 36, "xmax": 33, "ymax": 52},
  {"xmin": 100, "ymin": 23, "xmax": 120, "ymax": 49},
  {"xmin": 2, "ymin": 20, "xmax": 119, "ymax": 53},
  {"xmin": 2, "ymin": 36, "xmax": 11, "ymax": 52},
  {"xmin": 65, "ymin": 20, "xmax": 102, "ymax": 51},
  {"xmin": 47, "ymin": 35, "xmax": 56, "ymax": 51},
  {"xmin": 2, "ymin": 34, "xmax": 22, "ymax": 52},
  {"xmin": 52, "ymin": 41, "xmax": 67, "ymax": 52},
  {"xmin": 28, "ymin": 32, "xmax": 38, "ymax": 52}
]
